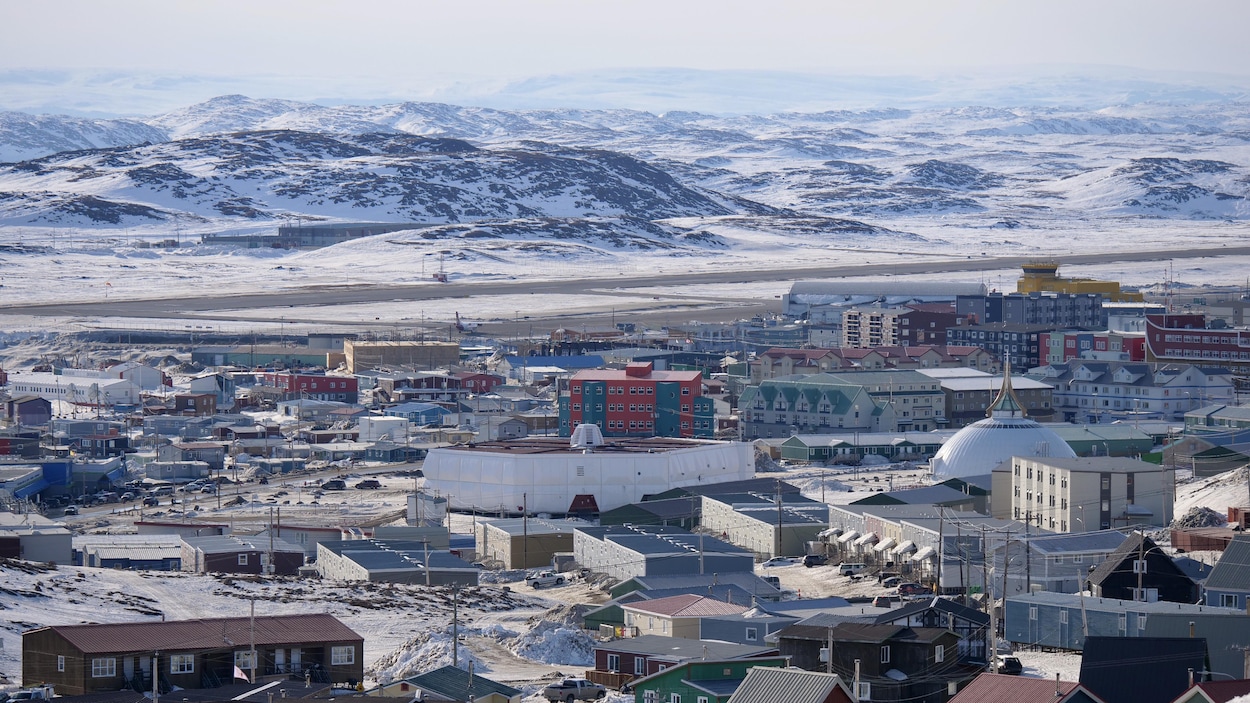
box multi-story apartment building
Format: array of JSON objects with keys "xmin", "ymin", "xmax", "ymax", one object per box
[
  {"xmin": 957, "ymin": 291, "xmax": 1106, "ymax": 328},
  {"xmin": 258, "ymin": 371, "xmax": 359, "ymax": 403},
  {"xmin": 1027, "ymin": 361, "xmax": 1233, "ymax": 422},
  {"xmin": 739, "ymin": 370, "xmax": 944, "ymax": 438},
  {"xmin": 946, "ymin": 323, "xmax": 1054, "ymax": 370},
  {"xmin": 738, "ymin": 375, "xmax": 890, "ymax": 440},
  {"xmin": 1038, "ymin": 329, "xmax": 1146, "ymax": 364},
  {"xmin": 992, "ymin": 456, "xmax": 1174, "ymax": 533},
  {"xmin": 559, "ymin": 362, "xmax": 703, "ymax": 438},
  {"xmin": 1144, "ymin": 313, "xmax": 1250, "ymax": 376},
  {"xmin": 841, "ymin": 303, "xmax": 963, "ymax": 348},
  {"xmin": 917, "ymin": 368, "xmax": 1056, "ymax": 427},
  {"xmin": 752, "ymin": 345, "xmax": 994, "ymax": 383}
]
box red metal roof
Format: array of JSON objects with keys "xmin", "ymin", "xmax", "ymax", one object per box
[
  {"xmin": 622, "ymin": 594, "xmax": 748, "ymax": 618},
  {"xmin": 1190, "ymin": 680, "xmax": 1250, "ymax": 703},
  {"xmin": 949, "ymin": 673, "xmax": 1081, "ymax": 703},
  {"xmin": 40, "ymin": 614, "xmax": 361, "ymax": 655}
]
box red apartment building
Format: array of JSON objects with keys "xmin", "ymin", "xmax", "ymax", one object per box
[
  {"xmin": 259, "ymin": 371, "xmax": 359, "ymax": 403},
  {"xmin": 1145, "ymin": 313, "xmax": 1250, "ymax": 376},
  {"xmin": 562, "ymin": 362, "xmax": 703, "ymax": 438}
]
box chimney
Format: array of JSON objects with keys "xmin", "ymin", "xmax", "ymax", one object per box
[
  {"xmin": 1188, "ymin": 668, "xmax": 1194, "ymax": 687},
  {"xmin": 1189, "ymin": 621, "xmax": 1196, "ymax": 638},
  {"xmin": 1055, "ymin": 673, "xmax": 1061, "ymax": 697}
]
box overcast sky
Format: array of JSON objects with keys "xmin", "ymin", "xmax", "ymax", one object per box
[{"xmin": 3, "ymin": 0, "xmax": 1249, "ymax": 113}]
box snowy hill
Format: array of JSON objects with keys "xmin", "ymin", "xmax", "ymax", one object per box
[
  {"xmin": 0, "ymin": 111, "xmax": 166, "ymax": 163},
  {"xmin": 0, "ymin": 130, "xmax": 754, "ymax": 228}
]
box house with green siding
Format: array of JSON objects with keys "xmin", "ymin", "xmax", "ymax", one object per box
[{"xmin": 629, "ymin": 657, "xmax": 789, "ymax": 703}]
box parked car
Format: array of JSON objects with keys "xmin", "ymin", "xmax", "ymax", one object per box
[
  {"xmin": 882, "ymin": 576, "xmax": 903, "ymax": 588},
  {"xmin": 354, "ymin": 479, "xmax": 382, "ymax": 490},
  {"xmin": 838, "ymin": 562, "xmax": 867, "ymax": 576},
  {"xmin": 542, "ymin": 678, "xmax": 605, "ymax": 701},
  {"xmin": 762, "ymin": 556, "xmax": 798, "ymax": 567},
  {"xmin": 526, "ymin": 570, "xmax": 566, "ymax": 588},
  {"xmin": 872, "ymin": 596, "xmax": 893, "ymax": 607},
  {"xmin": 803, "ymin": 553, "xmax": 829, "ymax": 568},
  {"xmin": 142, "ymin": 496, "xmax": 160, "ymax": 507},
  {"xmin": 63, "ymin": 505, "xmax": 79, "ymax": 516},
  {"xmin": 897, "ymin": 582, "xmax": 928, "ymax": 597},
  {"xmin": 200, "ymin": 484, "xmax": 217, "ymax": 494},
  {"xmin": 120, "ymin": 491, "xmax": 137, "ymax": 502},
  {"xmin": 996, "ymin": 656, "xmax": 1023, "ymax": 675},
  {"xmin": 321, "ymin": 479, "xmax": 347, "ymax": 491}
]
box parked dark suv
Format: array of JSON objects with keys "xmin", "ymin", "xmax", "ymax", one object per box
[
  {"xmin": 803, "ymin": 554, "xmax": 829, "ymax": 568},
  {"xmin": 355, "ymin": 479, "xmax": 383, "ymax": 490},
  {"xmin": 321, "ymin": 479, "xmax": 347, "ymax": 491}
]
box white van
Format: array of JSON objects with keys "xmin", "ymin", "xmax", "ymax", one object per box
[{"xmin": 838, "ymin": 562, "xmax": 867, "ymax": 576}]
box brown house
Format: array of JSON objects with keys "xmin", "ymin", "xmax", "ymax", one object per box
[
  {"xmin": 174, "ymin": 393, "xmax": 217, "ymax": 416},
  {"xmin": 22, "ymin": 613, "xmax": 364, "ymax": 695}
]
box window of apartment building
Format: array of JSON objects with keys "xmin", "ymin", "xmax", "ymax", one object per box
[
  {"xmin": 935, "ymin": 645, "xmax": 944, "ymax": 663},
  {"xmin": 572, "ymin": 403, "xmax": 581, "ymax": 411},
  {"xmin": 92, "ymin": 658, "xmax": 116, "ymax": 677},
  {"xmin": 1029, "ymin": 607, "xmax": 1038, "ymax": 621},
  {"xmin": 1118, "ymin": 614, "xmax": 1126, "ymax": 632},
  {"xmin": 1221, "ymin": 594, "xmax": 1238, "ymax": 608},
  {"xmin": 238, "ymin": 554, "xmax": 248, "ymax": 565},
  {"xmin": 880, "ymin": 646, "xmax": 890, "ymax": 663},
  {"xmin": 331, "ymin": 646, "xmax": 355, "ymax": 666},
  {"xmin": 636, "ymin": 658, "xmax": 647, "ymax": 675},
  {"xmin": 607, "ymin": 654, "xmax": 620, "ymax": 672},
  {"xmin": 1059, "ymin": 610, "xmax": 1068, "ymax": 625},
  {"xmin": 746, "ymin": 627, "xmax": 758, "ymax": 641},
  {"xmin": 170, "ymin": 654, "xmax": 194, "ymax": 674},
  {"xmin": 682, "ymin": 387, "xmax": 691, "ymax": 395},
  {"xmin": 57, "ymin": 656, "xmax": 65, "ymax": 672}
]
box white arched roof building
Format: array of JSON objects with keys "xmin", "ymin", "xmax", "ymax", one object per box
[{"xmin": 930, "ymin": 364, "xmax": 1074, "ymax": 479}]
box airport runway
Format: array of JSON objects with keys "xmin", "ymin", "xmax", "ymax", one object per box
[{"xmin": 2, "ymin": 245, "xmax": 1247, "ymax": 334}]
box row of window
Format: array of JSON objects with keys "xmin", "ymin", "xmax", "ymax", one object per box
[{"xmin": 88, "ymin": 648, "xmax": 355, "ymax": 678}]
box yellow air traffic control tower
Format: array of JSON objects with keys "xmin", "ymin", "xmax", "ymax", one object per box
[{"xmin": 1017, "ymin": 260, "xmax": 1143, "ymax": 302}]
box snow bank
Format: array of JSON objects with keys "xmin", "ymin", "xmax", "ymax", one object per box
[{"xmin": 367, "ymin": 627, "xmax": 492, "ymax": 683}]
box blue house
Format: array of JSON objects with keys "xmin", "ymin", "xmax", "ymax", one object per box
[
  {"xmin": 383, "ymin": 402, "xmax": 451, "ymax": 425},
  {"xmin": 1204, "ymin": 534, "xmax": 1250, "ymax": 610}
]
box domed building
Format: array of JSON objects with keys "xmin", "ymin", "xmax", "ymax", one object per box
[{"xmin": 930, "ymin": 363, "xmax": 1074, "ymax": 479}]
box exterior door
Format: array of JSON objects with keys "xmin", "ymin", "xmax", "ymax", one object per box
[
  {"xmin": 275, "ymin": 649, "xmax": 286, "ymax": 673},
  {"xmin": 124, "ymin": 657, "xmax": 135, "ymax": 681},
  {"xmin": 291, "ymin": 648, "xmax": 302, "ymax": 671}
]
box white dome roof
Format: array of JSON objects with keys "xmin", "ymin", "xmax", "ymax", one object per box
[
  {"xmin": 931, "ymin": 360, "xmax": 1076, "ymax": 479},
  {"xmin": 930, "ymin": 414, "xmax": 1076, "ymax": 478}
]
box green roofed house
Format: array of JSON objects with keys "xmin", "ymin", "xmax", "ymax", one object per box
[{"xmin": 627, "ymin": 657, "xmax": 789, "ymax": 703}]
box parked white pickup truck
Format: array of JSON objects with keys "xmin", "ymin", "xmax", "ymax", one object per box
[
  {"xmin": 542, "ymin": 678, "xmax": 605, "ymax": 701},
  {"xmin": 525, "ymin": 570, "xmax": 566, "ymax": 588}
]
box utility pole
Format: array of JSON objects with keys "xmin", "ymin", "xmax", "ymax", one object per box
[
  {"xmin": 936, "ymin": 508, "xmax": 944, "ymax": 595},
  {"xmin": 775, "ymin": 478, "xmax": 783, "ymax": 558},
  {"xmin": 1137, "ymin": 530, "xmax": 1145, "ymax": 600},
  {"xmin": 452, "ymin": 587, "xmax": 460, "ymax": 668},
  {"xmin": 522, "ymin": 492, "xmax": 528, "ymax": 569},
  {"xmin": 981, "ymin": 526, "xmax": 989, "ymax": 606},
  {"xmin": 987, "ymin": 533, "xmax": 997, "ymax": 673}
]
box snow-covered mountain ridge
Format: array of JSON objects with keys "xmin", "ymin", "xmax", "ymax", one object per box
[{"xmin": 2, "ymin": 95, "xmax": 1249, "ymax": 234}]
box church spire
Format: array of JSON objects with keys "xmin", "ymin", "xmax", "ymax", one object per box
[{"xmin": 987, "ymin": 358, "xmax": 1027, "ymax": 418}]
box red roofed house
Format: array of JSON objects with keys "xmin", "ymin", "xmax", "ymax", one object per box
[
  {"xmin": 1169, "ymin": 679, "xmax": 1250, "ymax": 703},
  {"xmin": 622, "ymin": 593, "xmax": 748, "ymax": 639},
  {"xmin": 23, "ymin": 613, "xmax": 364, "ymax": 695},
  {"xmin": 949, "ymin": 673, "xmax": 1107, "ymax": 703}
]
